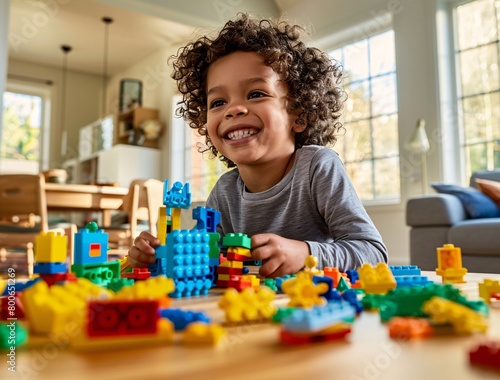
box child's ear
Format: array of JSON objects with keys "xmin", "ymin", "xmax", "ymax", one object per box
[{"xmin": 292, "ymin": 120, "xmax": 306, "ymax": 133}]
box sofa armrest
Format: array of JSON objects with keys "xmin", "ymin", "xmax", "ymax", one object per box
[{"xmin": 406, "ymin": 194, "xmax": 467, "ymax": 227}]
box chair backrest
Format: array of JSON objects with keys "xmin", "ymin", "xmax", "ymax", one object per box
[
  {"xmin": 0, "ymin": 173, "xmax": 48, "ymax": 231},
  {"xmin": 121, "ymin": 178, "xmax": 164, "ymax": 237}
]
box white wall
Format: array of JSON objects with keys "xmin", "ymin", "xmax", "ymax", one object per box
[
  {"xmin": 6, "ymin": 59, "xmax": 102, "ymax": 169},
  {"xmin": 0, "ymin": 0, "xmax": 10, "ymax": 152}
]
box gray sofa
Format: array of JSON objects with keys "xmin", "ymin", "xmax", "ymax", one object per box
[{"xmin": 406, "ymin": 170, "xmax": 500, "ymax": 273}]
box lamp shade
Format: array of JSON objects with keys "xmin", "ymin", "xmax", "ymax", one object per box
[{"xmin": 406, "ymin": 119, "xmax": 430, "ymax": 153}]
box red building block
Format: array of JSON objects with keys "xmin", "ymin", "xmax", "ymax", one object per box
[
  {"xmin": 121, "ymin": 268, "xmax": 151, "ymax": 280},
  {"xmin": 39, "ymin": 272, "xmax": 77, "ymax": 287},
  {"xmin": 87, "ymin": 299, "xmax": 159, "ymax": 337},
  {"xmin": 280, "ymin": 326, "xmax": 351, "ymax": 345},
  {"xmin": 469, "ymin": 341, "xmax": 500, "ymax": 371}
]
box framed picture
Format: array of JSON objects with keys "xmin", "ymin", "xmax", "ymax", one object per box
[{"xmin": 119, "ymin": 79, "xmax": 142, "ymax": 112}]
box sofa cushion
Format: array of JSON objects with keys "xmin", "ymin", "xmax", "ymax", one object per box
[
  {"xmin": 449, "ymin": 219, "xmax": 500, "ymax": 255},
  {"xmin": 475, "ymin": 178, "xmax": 500, "ymax": 206},
  {"xmin": 431, "ymin": 183, "xmax": 500, "ymax": 219}
]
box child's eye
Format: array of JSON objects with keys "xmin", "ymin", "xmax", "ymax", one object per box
[
  {"xmin": 210, "ymin": 99, "xmax": 225, "ymax": 109},
  {"xmin": 248, "ymin": 91, "xmax": 265, "ymax": 99}
]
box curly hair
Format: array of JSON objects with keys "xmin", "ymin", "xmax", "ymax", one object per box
[{"xmin": 171, "ymin": 13, "xmax": 345, "ymax": 167}]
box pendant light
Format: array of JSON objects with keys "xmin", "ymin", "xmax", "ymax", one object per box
[
  {"xmin": 101, "ymin": 16, "xmax": 113, "ymax": 117},
  {"xmin": 60, "ymin": 44, "xmax": 72, "ymax": 158}
]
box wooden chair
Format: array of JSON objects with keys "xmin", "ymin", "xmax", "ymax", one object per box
[
  {"xmin": 0, "ymin": 174, "xmax": 76, "ymax": 276},
  {"xmin": 106, "ymin": 178, "xmax": 164, "ymax": 250}
]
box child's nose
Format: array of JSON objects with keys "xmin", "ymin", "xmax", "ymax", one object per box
[{"xmin": 224, "ymin": 104, "xmax": 248, "ymax": 119}]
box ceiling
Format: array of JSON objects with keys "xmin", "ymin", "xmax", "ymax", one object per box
[{"xmin": 7, "ymin": 0, "xmax": 301, "ymax": 76}]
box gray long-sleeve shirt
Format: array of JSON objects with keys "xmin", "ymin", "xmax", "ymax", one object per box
[{"xmin": 206, "ymin": 145, "xmax": 388, "ymax": 271}]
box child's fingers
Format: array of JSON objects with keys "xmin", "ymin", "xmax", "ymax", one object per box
[
  {"xmin": 251, "ymin": 233, "xmax": 273, "ymax": 249},
  {"xmin": 128, "ymin": 246, "xmax": 156, "ymax": 267},
  {"xmin": 134, "ymin": 235, "xmax": 160, "ymax": 254},
  {"xmin": 259, "ymin": 258, "xmax": 280, "ymax": 278}
]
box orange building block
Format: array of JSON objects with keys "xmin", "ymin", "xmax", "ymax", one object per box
[
  {"xmin": 436, "ymin": 244, "xmax": 467, "ymax": 284},
  {"xmin": 387, "ymin": 317, "xmax": 434, "ymax": 340}
]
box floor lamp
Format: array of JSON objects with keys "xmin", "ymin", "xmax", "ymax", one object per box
[{"xmin": 406, "ymin": 119, "xmax": 430, "ymax": 194}]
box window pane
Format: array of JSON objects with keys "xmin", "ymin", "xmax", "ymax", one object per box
[
  {"xmin": 371, "ymin": 74, "xmax": 397, "ymax": 116},
  {"xmin": 374, "ymin": 157, "xmax": 400, "ymax": 198},
  {"xmin": 344, "ymin": 120, "xmax": 371, "ymax": 162},
  {"xmin": 372, "ymin": 115, "xmax": 399, "ymax": 158},
  {"xmin": 344, "ymin": 80, "xmax": 370, "ymax": 122},
  {"xmin": 370, "ymin": 31, "xmax": 396, "ymax": 76},
  {"xmin": 345, "ymin": 160, "xmax": 374, "ymax": 201},
  {"xmin": 462, "ymin": 92, "xmax": 500, "ymax": 144},
  {"xmin": 344, "ymin": 40, "xmax": 369, "ymax": 83},
  {"xmin": 459, "ymin": 44, "xmax": 500, "ymax": 97},
  {"xmin": 466, "ymin": 143, "xmax": 489, "ymax": 174},
  {"xmin": 457, "ymin": 0, "xmax": 497, "ymax": 51},
  {"xmin": 2, "ymin": 92, "xmax": 41, "ymax": 161}
]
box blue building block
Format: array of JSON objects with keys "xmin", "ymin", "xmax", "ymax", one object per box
[
  {"xmin": 163, "ymin": 180, "xmax": 191, "ymax": 211},
  {"xmin": 159, "ymin": 308, "xmax": 211, "ymax": 330},
  {"xmin": 395, "ymin": 275, "xmax": 433, "ymax": 288},
  {"xmin": 192, "ymin": 206, "xmax": 221, "ymax": 233},
  {"xmin": 166, "ymin": 229, "xmax": 211, "ymax": 298},
  {"xmin": 282, "ymin": 301, "xmax": 356, "ymax": 333},
  {"xmin": 1, "ymin": 278, "xmax": 42, "ymax": 296},
  {"xmin": 73, "ymin": 223, "xmax": 108, "ymax": 265},
  {"xmin": 390, "ymin": 265, "xmax": 421, "ymax": 277},
  {"xmin": 313, "ymin": 275, "xmax": 341, "ymax": 302},
  {"xmin": 34, "ymin": 262, "xmax": 67, "ymax": 275},
  {"xmin": 275, "ymin": 274, "xmax": 296, "ymax": 293},
  {"xmin": 341, "ymin": 289, "xmax": 363, "ymax": 314},
  {"xmin": 345, "ymin": 269, "xmax": 359, "ymax": 284},
  {"xmin": 149, "ymin": 258, "xmax": 167, "ymax": 277},
  {"xmin": 155, "ymin": 244, "xmax": 168, "ymax": 260}
]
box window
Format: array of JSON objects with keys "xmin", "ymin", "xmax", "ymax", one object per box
[
  {"xmin": 455, "ymin": 0, "xmax": 500, "ymax": 177},
  {"xmin": 1, "ymin": 82, "xmax": 51, "ymax": 174},
  {"xmin": 329, "ymin": 30, "xmax": 400, "ymax": 203}
]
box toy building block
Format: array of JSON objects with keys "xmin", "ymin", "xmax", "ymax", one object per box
[
  {"xmin": 71, "ymin": 261, "xmax": 120, "ymax": 288},
  {"xmin": 182, "ymin": 322, "xmax": 226, "ymax": 346},
  {"xmin": 272, "ymin": 307, "xmax": 298, "ymax": 323},
  {"xmin": 73, "ymin": 222, "xmax": 109, "ymax": 266},
  {"xmin": 87, "ymin": 299, "xmax": 159, "ymax": 337},
  {"xmin": 345, "ymin": 269, "xmax": 359, "ymax": 284},
  {"xmin": 34, "ymin": 262, "xmax": 68, "ymax": 275},
  {"xmin": 387, "ymin": 317, "xmax": 433, "ymax": 340},
  {"xmin": 422, "ymin": 296, "xmax": 488, "ymax": 334},
  {"xmin": 163, "ymin": 180, "xmax": 191, "ymax": 210},
  {"xmin": 1, "ymin": 293, "xmax": 24, "ymax": 320},
  {"xmin": 280, "ymin": 323, "xmax": 351, "ymax": 345},
  {"xmin": 71, "ymin": 318, "xmax": 174, "ymax": 351},
  {"xmin": 303, "ymin": 256, "xmax": 323, "ymax": 277},
  {"xmin": 1, "ymin": 278, "xmax": 41, "ymax": 297},
  {"xmin": 0, "ymin": 322, "xmax": 28, "ymax": 349},
  {"xmin": 395, "ymin": 275, "xmax": 433, "ymax": 288},
  {"xmin": 435, "ymin": 244, "xmax": 467, "ymax": 284},
  {"xmin": 22, "ymin": 278, "xmax": 112, "ymax": 336},
  {"xmin": 159, "ymin": 308, "xmax": 211, "ymax": 331},
  {"xmin": 324, "ymin": 267, "xmax": 350, "ymax": 288},
  {"xmin": 281, "ymin": 302, "xmax": 356, "ymax": 333},
  {"xmin": 166, "ymin": 229, "xmax": 212, "ymax": 298},
  {"xmin": 282, "ymin": 271, "xmax": 328, "ymax": 308},
  {"xmin": 478, "ymin": 279, "xmax": 500, "ymax": 304},
  {"xmin": 208, "ymin": 233, "xmax": 221, "ymax": 259},
  {"xmin": 157, "ymin": 206, "xmax": 167, "ymax": 245},
  {"xmin": 218, "ymin": 287, "xmax": 276, "ymax": 323},
  {"xmin": 341, "ymin": 289, "xmax": 363, "ymax": 314},
  {"xmin": 192, "ymin": 206, "xmax": 221, "ymax": 233},
  {"xmin": 222, "ymin": 233, "xmax": 251, "ymax": 249},
  {"xmin": 39, "ymin": 272, "xmax": 77, "ymax": 287},
  {"xmin": 107, "ymin": 278, "xmax": 134, "ymax": 293},
  {"xmin": 121, "ymin": 267, "xmax": 151, "ymax": 280},
  {"xmin": 114, "ymin": 276, "xmax": 175, "ymax": 300},
  {"xmin": 389, "ymin": 265, "xmax": 421, "ymax": 277},
  {"xmin": 312, "ymin": 275, "xmax": 341, "ymax": 302},
  {"xmin": 119, "ymin": 256, "xmax": 132, "ymax": 273},
  {"xmin": 358, "ymin": 263, "xmax": 396, "ymax": 294},
  {"xmin": 226, "ymin": 246, "xmax": 251, "ymax": 261},
  {"xmin": 469, "ymin": 341, "xmax": 500, "ymax": 371},
  {"xmin": 34, "ymin": 231, "xmax": 67, "ymax": 263}
]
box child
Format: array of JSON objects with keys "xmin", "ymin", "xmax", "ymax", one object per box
[{"xmin": 128, "ymin": 13, "xmax": 388, "ymax": 277}]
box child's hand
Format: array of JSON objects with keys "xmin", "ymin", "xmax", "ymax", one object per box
[
  {"xmin": 251, "ymin": 233, "xmax": 310, "ymax": 278},
  {"xmin": 127, "ymin": 231, "xmax": 160, "ymax": 268}
]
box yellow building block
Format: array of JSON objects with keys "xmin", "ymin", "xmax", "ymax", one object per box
[
  {"xmin": 282, "ymin": 271, "xmax": 328, "ymax": 308},
  {"xmin": 219, "ymin": 260, "xmax": 243, "ymax": 269},
  {"xmin": 422, "ymin": 296, "xmax": 487, "ymax": 334},
  {"xmin": 218, "ymin": 287, "xmax": 276, "ymax": 323},
  {"xmin": 358, "ymin": 263, "xmax": 396, "ymax": 294},
  {"xmin": 157, "ymin": 206, "xmax": 167, "ymax": 245},
  {"xmin": 478, "ymin": 279, "xmax": 500, "ymax": 304},
  {"xmin": 182, "ymin": 322, "xmax": 227, "ymax": 346},
  {"xmin": 34, "ymin": 231, "xmax": 68, "ymax": 263},
  {"xmin": 114, "ymin": 276, "xmax": 175, "ymax": 300},
  {"xmin": 436, "ymin": 244, "xmax": 467, "ymax": 284},
  {"xmin": 171, "ymin": 207, "xmax": 181, "ymax": 231}
]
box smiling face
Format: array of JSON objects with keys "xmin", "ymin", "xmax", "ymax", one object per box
[{"xmin": 206, "ymin": 51, "xmax": 303, "ymax": 169}]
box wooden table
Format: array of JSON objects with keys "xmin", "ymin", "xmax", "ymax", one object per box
[
  {"xmin": 45, "ymin": 183, "xmax": 128, "ymax": 226},
  {"xmin": 8, "ymin": 272, "xmax": 500, "ymax": 380}
]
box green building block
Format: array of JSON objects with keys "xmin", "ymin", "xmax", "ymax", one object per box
[
  {"xmin": 222, "ymin": 233, "xmax": 251, "ymax": 249},
  {"xmin": 71, "ymin": 261, "xmax": 120, "ymax": 287},
  {"xmin": 208, "ymin": 232, "xmax": 221, "ymax": 259},
  {"xmin": 272, "ymin": 307, "xmax": 297, "ymax": 323},
  {"xmin": 0, "ymin": 322, "xmax": 27, "ymax": 349}
]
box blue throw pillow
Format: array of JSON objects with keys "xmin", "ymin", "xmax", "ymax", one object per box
[{"xmin": 431, "ymin": 183, "xmax": 500, "ymax": 219}]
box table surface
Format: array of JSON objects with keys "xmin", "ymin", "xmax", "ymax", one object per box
[
  {"xmin": 6, "ymin": 271, "xmax": 500, "ymax": 380},
  {"xmin": 45, "ymin": 183, "xmax": 128, "ymax": 225}
]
